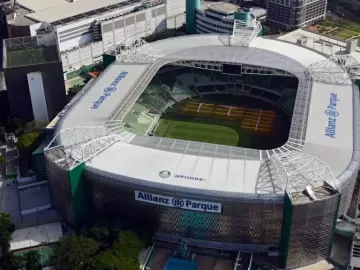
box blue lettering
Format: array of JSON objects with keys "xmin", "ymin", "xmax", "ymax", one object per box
[
  {"xmin": 137, "ymin": 192, "xmax": 144, "ymax": 199},
  {"xmin": 91, "ymin": 71, "xmax": 128, "ymax": 109},
  {"xmin": 325, "ymin": 93, "xmax": 339, "ymax": 138}
]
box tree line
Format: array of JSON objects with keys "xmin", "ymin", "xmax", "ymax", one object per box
[{"xmin": 0, "ymin": 213, "xmax": 146, "ymax": 270}]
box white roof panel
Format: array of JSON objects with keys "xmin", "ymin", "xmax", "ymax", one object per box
[
  {"xmin": 303, "ymin": 82, "xmax": 353, "ymax": 177},
  {"xmin": 10, "ymin": 222, "xmax": 62, "ymax": 251},
  {"xmin": 89, "ymin": 143, "xmax": 262, "ymax": 194},
  {"xmin": 25, "ymin": 0, "xmax": 128, "ymax": 23},
  {"xmin": 54, "ymin": 35, "xmax": 356, "ymax": 193},
  {"xmin": 17, "ymin": 0, "xmax": 67, "ymax": 12},
  {"xmin": 59, "ymin": 63, "xmax": 149, "ymax": 131},
  {"xmin": 152, "ymin": 35, "xmax": 325, "ymax": 71}
]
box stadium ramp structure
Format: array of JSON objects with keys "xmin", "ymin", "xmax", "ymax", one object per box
[
  {"xmin": 45, "ymin": 121, "xmax": 134, "ymax": 169},
  {"xmin": 108, "ymin": 36, "xmax": 165, "ymax": 64},
  {"xmin": 231, "ymin": 19, "xmax": 262, "ymax": 47},
  {"xmin": 270, "ymin": 152, "xmax": 338, "ymax": 200},
  {"xmin": 306, "ymin": 55, "xmax": 360, "ymax": 85}
]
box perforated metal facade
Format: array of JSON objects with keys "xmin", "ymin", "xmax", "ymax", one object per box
[
  {"xmin": 84, "ymin": 167, "xmax": 284, "ymax": 249},
  {"xmin": 283, "ymin": 193, "xmax": 341, "ymax": 268},
  {"xmin": 45, "ymin": 151, "xmax": 76, "ymax": 226}
]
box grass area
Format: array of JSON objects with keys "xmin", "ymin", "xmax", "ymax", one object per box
[
  {"xmin": 7, "ymin": 46, "xmax": 58, "ymax": 67},
  {"xmin": 155, "ymin": 117, "xmax": 252, "ymax": 147},
  {"xmin": 317, "ymin": 19, "xmax": 360, "ymax": 40},
  {"xmin": 320, "ymin": 19, "xmax": 360, "ymax": 32},
  {"xmin": 151, "ymin": 96, "xmax": 290, "ymax": 149}
]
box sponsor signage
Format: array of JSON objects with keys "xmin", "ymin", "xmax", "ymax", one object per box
[
  {"xmin": 134, "ymin": 191, "xmax": 222, "ymax": 213},
  {"xmin": 325, "ymin": 93, "xmax": 339, "ymax": 139},
  {"xmin": 159, "ymin": 170, "xmax": 206, "ymax": 182},
  {"xmin": 91, "ymin": 71, "xmax": 128, "ymax": 109}
]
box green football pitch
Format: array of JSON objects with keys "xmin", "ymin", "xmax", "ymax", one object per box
[
  {"xmin": 7, "ymin": 46, "xmax": 58, "ymax": 67},
  {"xmin": 155, "ymin": 118, "xmax": 252, "ymax": 147}
]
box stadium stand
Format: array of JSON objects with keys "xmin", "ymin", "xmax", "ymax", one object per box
[
  {"xmin": 142, "ymin": 67, "xmax": 296, "ymax": 131},
  {"xmin": 180, "ymin": 102, "xmax": 276, "ymax": 134},
  {"xmin": 123, "ymin": 103, "xmax": 158, "ymax": 135},
  {"xmin": 140, "ymin": 93, "xmax": 174, "ymax": 112},
  {"xmin": 144, "ymin": 66, "xmax": 297, "ymax": 114}
]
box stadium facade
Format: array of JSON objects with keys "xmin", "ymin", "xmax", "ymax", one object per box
[{"xmin": 45, "ymin": 30, "xmax": 360, "ymax": 268}]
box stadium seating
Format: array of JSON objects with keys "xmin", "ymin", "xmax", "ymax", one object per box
[
  {"xmin": 172, "ymin": 82, "xmax": 191, "ymax": 101},
  {"xmin": 123, "ymin": 102, "xmax": 157, "ymax": 135},
  {"xmin": 179, "ymin": 102, "xmax": 276, "ymax": 135},
  {"xmin": 142, "ymin": 67, "xmax": 298, "ymax": 116},
  {"xmin": 279, "ymin": 88, "xmax": 296, "ymax": 114},
  {"xmin": 139, "ymin": 93, "xmax": 174, "ymax": 112},
  {"xmin": 156, "ymin": 72, "xmax": 176, "ymax": 88}
]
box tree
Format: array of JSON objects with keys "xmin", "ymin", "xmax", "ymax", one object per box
[
  {"xmin": 9, "ymin": 253, "xmax": 26, "ymax": 270},
  {"xmin": 67, "ymin": 85, "xmax": 83, "ymax": 101},
  {"xmin": 25, "ymin": 121, "xmax": 48, "ymax": 133},
  {"xmin": 0, "ymin": 126, "xmax": 5, "ymax": 138},
  {"xmin": 112, "ymin": 231, "xmax": 144, "ymax": 270},
  {"xmin": 0, "ymin": 213, "xmax": 15, "ymax": 269},
  {"xmin": 6, "ymin": 117, "xmax": 25, "ymax": 135},
  {"xmin": 25, "ymin": 250, "xmax": 41, "ymax": 270},
  {"xmin": 85, "ymin": 231, "xmax": 144, "ymax": 270},
  {"xmin": 53, "ymin": 236, "xmax": 100, "ymax": 269},
  {"xmin": 17, "ymin": 132, "xmax": 41, "ymax": 152},
  {"xmin": 86, "ymin": 250, "xmax": 120, "ymax": 270}
]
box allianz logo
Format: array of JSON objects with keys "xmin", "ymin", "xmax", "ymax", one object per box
[
  {"xmin": 159, "ymin": 170, "xmax": 205, "ymax": 182},
  {"xmin": 91, "ymin": 71, "xmax": 128, "ymax": 110},
  {"xmin": 325, "ymin": 93, "xmax": 339, "ymax": 139},
  {"xmin": 135, "ymin": 191, "xmax": 221, "ymax": 213}
]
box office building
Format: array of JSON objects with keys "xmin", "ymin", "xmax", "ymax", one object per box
[{"xmin": 3, "ymin": 35, "xmax": 67, "ymax": 121}]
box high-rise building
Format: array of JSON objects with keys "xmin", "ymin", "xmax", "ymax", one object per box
[
  {"xmin": 266, "ymin": 0, "xmax": 326, "ymax": 30},
  {"xmin": 3, "ymin": 34, "xmax": 67, "ymax": 121},
  {"xmin": 187, "ymin": 1, "xmax": 265, "ymax": 35},
  {"xmin": 231, "ymin": 0, "xmax": 326, "ymax": 30}
]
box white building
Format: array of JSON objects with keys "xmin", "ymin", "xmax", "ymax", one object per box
[
  {"xmin": 195, "ymin": 2, "xmax": 266, "ymax": 34},
  {"xmin": 6, "ymin": 0, "xmax": 185, "ymax": 73}
]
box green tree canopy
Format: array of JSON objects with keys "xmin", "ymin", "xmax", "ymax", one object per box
[
  {"xmin": 25, "ymin": 250, "xmax": 41, "ymax": 270},
  {"xmin": 6, "ymin": 118, "xmax": 25, "ymax": 134},
  {"xmin": 0, "ymin": 126, "xmax": 5, "ymax": 138},
  {"xmin": 0, "ymin": 213, "xmax": 15, "ymax": 269},
  {"xmin": 67, "ymin": 85, "xmax": 83, "ymax": 101},
  {"xmin": 53, "ymin": 235, "xmax": 100, "ymax": 269},
  {"xmin": 17, "ymin": 132, "xmax": 41, "ymax": 152},
  {"xmin": 85, "ymin": 230, "xmax": 145, "ymax": 270},
  {"xmin": 9, "ymin": 253, "xmax": 26, "ymax": 270},
  {"xmin": 25, "ymin": 121, "xmax": 48, "ymax": 133}
]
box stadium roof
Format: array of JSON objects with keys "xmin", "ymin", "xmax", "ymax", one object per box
[
  {"xmin": 278, "ymin": 28, "xmax": 360, "ymax": 62},
  {"xmin": 51, "ymin": 35, "xmax": 358, "ymax": 196},
  {"xmin": 200, "ymin": 2, "xmax": 240, "ymax": 14},
  {"xmin": 25, "ymin": 0, "xmax": 128, "ymax": 23},
  {"xmin": 16, "ymin": 0, "xmax": 67, "ymax": 12}
]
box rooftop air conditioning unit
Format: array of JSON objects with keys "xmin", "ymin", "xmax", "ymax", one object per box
[{"xmin": 296, "ymin": 37, "xmax": 307, "ymax": 46}]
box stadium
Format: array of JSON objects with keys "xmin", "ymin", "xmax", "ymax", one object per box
[{"xmin": 45, "ymin": 31, "xmax": 360, "ymax": 268}]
